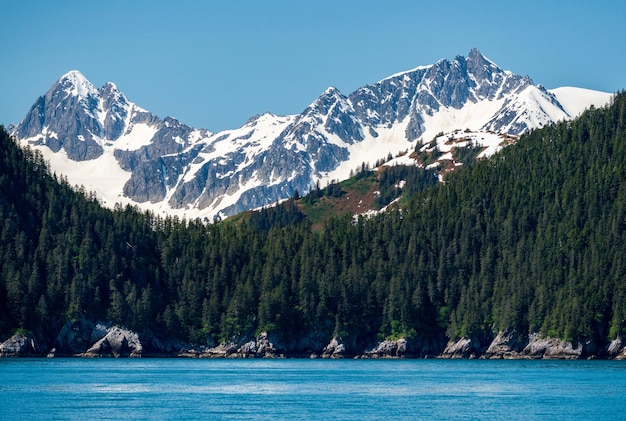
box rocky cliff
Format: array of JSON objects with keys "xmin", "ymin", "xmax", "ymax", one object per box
[{"xmin": 441, "ymin": 329, "xmax": 618, "ymax": 360}]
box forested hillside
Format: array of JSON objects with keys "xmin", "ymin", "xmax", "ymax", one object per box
[{"xmin": 1, "ymin": 92, "xmax": 626, "ymax": 356}]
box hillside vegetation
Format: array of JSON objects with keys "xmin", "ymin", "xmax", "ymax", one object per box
[{"xmin": 1, "ymin": 92, "xmax": 626, "ymax": 355}]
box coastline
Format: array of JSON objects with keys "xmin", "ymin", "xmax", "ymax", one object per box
[{"xmin": 2, "ymin": 319, "xmax": 626, "ymax": 360}]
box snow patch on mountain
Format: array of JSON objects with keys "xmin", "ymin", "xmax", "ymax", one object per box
[
  {"xmin": 33, "ymin": 143, "xmax": 132, "ymax": 208},
  {"xmin": 549, "ymin": 87, "xmax": 613, "ymax": 117},
  {"xmin": 113, "ymin": 123, "xmax": 159, "ymax": 151},
  {"xmin": 60, "ymin": 70, "xmax": 99, "ymax": 99}
]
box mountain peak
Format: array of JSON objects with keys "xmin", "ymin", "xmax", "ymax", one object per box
[
  {"xmin": 56, "ymin": 70, "xmax": 98, "ymax": 98},
  {"xmin": 466, "ymin": 47, "xmax": 497, "ymax": 68},
  {"xmin": 100, "ymin": 81, "xmax": 126, "ymax": 103},
  {"xmin": 102, "ymin": 81, "xmax": 120, "ymax": 91},
  {"xmin": 303, "ymin": 86, "xmax": 347, "ymax": 112},
  {"xmin": 321, "ymin": 86, "xmax": 342, "ymax": 97},
  {"xmin": 59, "ymin": 69, "xmax": 86, "ymax": 81},
  {"xmin": 468, "ymin": 47, "xmax": 483, "ymax": 60}
]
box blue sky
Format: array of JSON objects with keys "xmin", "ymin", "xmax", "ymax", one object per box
[{"xmin": 2, "ymin": 0, "xmax": 625, "ymax": 132}]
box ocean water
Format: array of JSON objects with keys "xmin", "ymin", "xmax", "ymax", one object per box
[{"xmin": 0, "ymin": 358, "xmax": 624, "ymax": 420}]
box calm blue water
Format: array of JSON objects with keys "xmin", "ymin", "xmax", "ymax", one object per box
[{"xmin": 0, "ymin": 358, "xmax": 624, "ymax": 420}]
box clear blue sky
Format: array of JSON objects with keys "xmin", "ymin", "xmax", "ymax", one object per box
[{"xmin": 2, "ymin": 0, "xmax": 625, "ymax": 132}]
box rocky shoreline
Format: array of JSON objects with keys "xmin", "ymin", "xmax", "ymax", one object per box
[{"xmin": 2, "ymin": 320, "xmax": 626, "ymax": 360}]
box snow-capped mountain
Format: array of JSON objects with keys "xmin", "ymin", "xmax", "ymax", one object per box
[{"xmin": 13, "ymin": 49, "xmax": 612, "ymax": 220}]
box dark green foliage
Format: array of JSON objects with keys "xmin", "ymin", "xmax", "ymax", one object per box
[
  {"xmin": 325, "ymin": 181, "xmax": 345, "ymax": 198},
  {"xmin": 375, "ymin": 165, "xmax": 438, "ymax": 208},
  {"xmin": 248, "ymin": 198, "xmax": 305, "ymax": 231},
  {"xmin": 451, "ymin": 142, "xmax": 483, "ymax": 165},
  {"xmin": 300, "ymin": 181, "xmax": 322, "ymax": 206},
  {"xmin": 402, "ymin": 92, "xmax": 626, "ymax": 342},
  {"xmin": 414, "ymin": 143, "xmax": 443, "ymax": 166},
  {"xmin": 1, "ymin": 92, "xmax": 626, "ymax": 352}
]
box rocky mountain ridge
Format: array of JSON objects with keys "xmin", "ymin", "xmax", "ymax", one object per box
[{"xmin": 12, "ymin": 49, "xmax": 611, "ymax": 220}]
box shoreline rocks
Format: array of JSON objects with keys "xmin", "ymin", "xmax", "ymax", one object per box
[
  {"xmin": 198, "ymin": 332, "xmax": 281, "ymax": 358},
  {"xmin": 440, "ymin": 330, "xmax": 493, "ymax": 359},
  {"xmin": 607, "ymin": 337, "xmax": 626, "ymax": 360},
  {"xmin": 320, "ymin": 337, "xmax": 346, "ymax": 358},
  {"xmin": 81, "ymin": 326, "xmax": 143, "ymax": 358},
  {"xmin": 483, "ymin": 328, "xmax": 529, "ymax": 359},
  {"xmin": 3, "ymin": 322, "xmax": 626, "ymax": 359},
  {"xmin": 362, "ymin": 338, "xmax": 407, "ymax": 358},
  {"xmin": 521, "ymin": 333, "xmax": 583, "ymax": 359},
  {"xmin": 0, "ymin": 332, "xmax": 44, "ymax": 357}
]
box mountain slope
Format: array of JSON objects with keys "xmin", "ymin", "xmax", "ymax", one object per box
[
  {"xmin": 12, "ymin": 49, "xmax": 612, "ymax": 220},
  {"xmin": 3, "ymin": 93, "xmax": 626, "ymax": 358}
]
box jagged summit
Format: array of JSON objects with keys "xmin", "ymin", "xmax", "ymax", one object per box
[
  {"xmin": 13, "ymin": 50, "xmax": 612, "ymax": 220},
  {"xmin": 321, "ymin": 86, "xmax": 342, "ymax": 96},
  {"xmin": 60, "ymin": 69, "xmax": 86, "ymax": 79},
  {"xmin": 467, "ymin": 47, "xmax": 495, "ymax": 66},
  {"xmin": 56, "ymin": 70, "xmax": 98, "ymax": 98},
  {"xmin": 58, "ymin": 69, "xmax": 90, "ymax": 84}
]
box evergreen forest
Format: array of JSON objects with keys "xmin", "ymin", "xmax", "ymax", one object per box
[{"xmin": 1, "ymin": 92, "xmax": 626, "ymax": 354}]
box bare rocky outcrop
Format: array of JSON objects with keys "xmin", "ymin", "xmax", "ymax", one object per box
[
  {"xmin": 363, "ymin": 338, "xmax": 407, "ymax": 358},
  {"xmin": 48, "ymin": 318, "xmax": 146, "ymax": 358},
  {"xmin": 81, "ymin": 326, "xmax": 143, "ymax": 358},
  {"xmin": 440, "ymin": 331, "xmax": 494, "ymax": 359},
  {"xmin": 484, "ymin": 328, "xmax": 527, "ymax": 359},
  {"xmin": 441, "ymin": 338, "xmax": 475, "ymax": 359},
  {"xmin": 360, "ymin": 335, "xmax": 444, "ymax": 358},
  {"xmin": 53, "ymin": 318, "xmax": 106, "ymax": 355},
  {"xmin": 51, "ymin": 319, "xmax": 144, "ymax": 357},
  {"xmin": 321, "ymin": 337, "xmax": 346, "ymax": 358},
  {"xmin": 199, "ymin": 332, "xmax": 281, "ymax": 358},
  {"xmin": 443, "ymin": 330, "xmax": 596, "ymax": 360},
  {"xmin": 521, "ymin": 333, "xmax": 583, "ymax": 359},
  {"xmin": 485, "ymin": 330, "xmax": 600, "ymax": 359},
  {"xmin": 607, "ymin": 337, "xmax": 626, "ymax": 360},
  {"xmin": 194, "ymin": 341, "xmax": 237, "ymax": 358},
  {"xmin": 232, "ymin": 331, "xmax": 279, "ymax": 358},
  {"xmin": 0, "ymin": 332, "xmax": 44, "ymax": 357}
]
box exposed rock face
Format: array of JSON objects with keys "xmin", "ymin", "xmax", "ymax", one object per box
[
  {"xmin": 363, "ymin": 338, "xmax": 407, "ymax": 358},
  {"xmin": 441, "ymin": 338, "xmax": 475, "ymax": 359},
  {"xmin": 235, "ymin": 332, "xmax": 278, "ymax": 358},
  {"xmin": 53, "ymin": 318, "xmax": 104, "ymax": 355},
  {"xmin": 51, "ymin": 319, "xmax": 144, "ymax": 357},
  {"xmin": 465, "ymin": 330, "xmax": 589, "ymax": 359},
  {"xmin": 0, "ymin": 332, "xmax": 43, "ymax": 357},
  {"xmin": 321, "ymin": 337, "xmax": 346, "ymax": 358},
  {"xmin": 484, "ymin": 328, "xmax": 527, "ymax": 359},
  {"xmin": 607, "ymin": 337, "xmax": 626, "ymax": 360},
  {"xmin": 522, "ymin": 333, "xmax": 583, "ymax": 359},
  {"xmin": 82, "ymin": 326, "xmax": 143, "ymax": 358},
  {"xmin": 196, "ymin": 342, "xmax": 238, "ymax": 358},
  {"xmin": 440, "ymin": 330, "xmax": 494, "ymax": 359},
  {"xmin": 249, "ymin": 329, "xmax": 331, "ymax": 358},
  {"xmin": 199, "ymin": 332, "xmax": 280, "ymax": 358}
]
